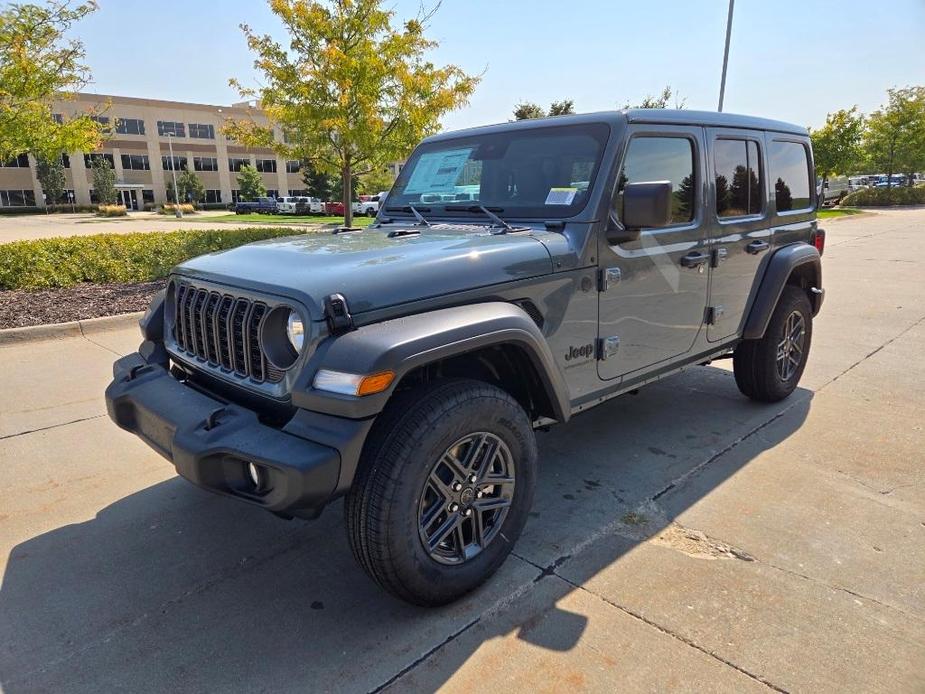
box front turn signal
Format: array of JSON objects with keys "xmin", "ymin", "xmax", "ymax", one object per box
[{"xmin": 313, "ymin": 369, "xmax": 395, "ymax": 396}]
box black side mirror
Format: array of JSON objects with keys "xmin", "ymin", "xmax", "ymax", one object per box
[{"xmin": 605, "ymin": 181, "xmax": 674, "ymax": 245}]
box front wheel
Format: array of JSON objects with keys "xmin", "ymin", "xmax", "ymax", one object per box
[
  {"xmin": 344, "ymin": 379, "xmax": 537, "ymax": 606},
  {"xmin": 733, "ymin": 285, "xmax": 813, "ymax": 402}
]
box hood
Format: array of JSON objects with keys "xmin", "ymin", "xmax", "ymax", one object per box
[{"xmin": 175, "ymin": 223, "xmax": 555, "ymax": 318}]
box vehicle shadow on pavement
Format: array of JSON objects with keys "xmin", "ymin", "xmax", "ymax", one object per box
[{"xmin": 0, "ymin": 366, "xmax": 812, "ymax": 693}]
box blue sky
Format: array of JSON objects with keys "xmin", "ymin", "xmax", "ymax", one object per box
[{"xmin": 76, "ymin": 0, "xmax": 925, "ymax": 131}]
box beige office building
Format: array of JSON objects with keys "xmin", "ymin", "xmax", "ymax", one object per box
[{"xmin": 0, "ymin": 93, "xmax": 308, "ymax": 209}]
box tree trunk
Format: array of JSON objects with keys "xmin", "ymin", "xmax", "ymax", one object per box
[{"xmin": 342, "ymin": 161, "xmax": 353, "ymax": 228}]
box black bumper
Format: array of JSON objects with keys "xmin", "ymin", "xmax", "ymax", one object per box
[{"xmin": 105, "ymin": 353, "xmax": 341, "ymax": 517}]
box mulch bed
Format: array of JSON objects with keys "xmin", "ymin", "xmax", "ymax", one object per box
[{"xmin": 0, "ymin": 280, "xmax": 165, "ymax": 329}]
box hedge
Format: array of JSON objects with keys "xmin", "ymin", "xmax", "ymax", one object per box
[
  {"xmin": 840, "ymin": 185, "xmax": 925, "ymax": 206},
  {"xmin": 0, "ymin": 227, "xmax": 308, "ymax": 290}
]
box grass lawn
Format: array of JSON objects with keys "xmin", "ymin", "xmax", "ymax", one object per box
[
  {"xmin": 817, "ymin": 207, "xmax": 864, "ymax": 219},
  {"xmin": 210, "ymin": 213, "xmax": 374, "ymax": 226}
]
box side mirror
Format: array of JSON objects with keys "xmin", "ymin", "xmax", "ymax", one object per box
[{"xmin": 606, "ymin": 181, "xmax": 673, "ymax": 244}]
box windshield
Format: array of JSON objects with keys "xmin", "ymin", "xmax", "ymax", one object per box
[{"xmin": 388, "ymin": 122, "xmax": 610, "ymax": 219}]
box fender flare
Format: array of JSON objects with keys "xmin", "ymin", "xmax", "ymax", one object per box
[
  {"xmin": 742, "ymin": 243, "xmax": 822, "ymax": 340},
  {"xmin": 291, "ymin": 302, "xmax": 571, "ymax": 422}
]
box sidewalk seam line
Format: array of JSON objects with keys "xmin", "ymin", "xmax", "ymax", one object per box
[{"xmin": 0, "ymin": 414, "xmax": 106, "ymax": 440}]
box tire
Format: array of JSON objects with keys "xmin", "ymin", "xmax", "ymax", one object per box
[
  {"xmin": 344, "ymin": 379, "xmax": 537, "ymax": 606},
  {"xmin": 734, "ymin": 285, "xmax": 813, "ymax": 402}
]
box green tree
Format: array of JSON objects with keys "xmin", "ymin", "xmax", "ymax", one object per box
[
  {"xmin": 236, "ymin": 164, "xmax": 266, "ymax": 201},
  {"xmin": 623, "ymin": 85, "xmax": 686, "ymax": 109},
  {"xmin": 548, "ymin": 99, "xmax": 575, "ymax": 117},
  {"xmin": 513, "ymin": 102, "xmax": 545, "ymax": 120},
  {"xmin": 302, "ymin": 164, "xmax": 336, "ymax": 200},
  {"xmin": 0, "ymin": 1, "xmax": 104, "ymax": 160},
  {"xmin": 864, "ymin": 87, "xmax": 925, "ymax": 188},
  {"xmin": 225, "ymin": 0, "xmax": 478, "ymax": 227},
  {"xmin": 36, "ymin": 154, "xmax": 66, "ymax": 208},
  {"xmin": 91, "ymin": 157, "xmax": 116, "ymax": 204},
  {"xmin": 176, "ymin": 169, "xmax": 206, "ymax": 203},
  {"xmin": 358, "ymin": 167, "xmax": 394, "ymax": 195},
  {"xmin": 810, "ymin": 107, "xmax": 865, "ymax": 190}
]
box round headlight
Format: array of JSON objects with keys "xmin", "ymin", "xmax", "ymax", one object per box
[{"xmin": 287, "ymin": 311, "xmax": 305, "ymax": 352}]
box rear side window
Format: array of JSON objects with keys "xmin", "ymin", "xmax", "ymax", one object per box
[
  {"xmin": 714, "ymin": 139, "xmax": 761, "ymax": 217},
  {"xmin": 616, "ymin": 136, "xmax": 696, "ymax": 225},
  {"xmin": 769, "ymin": 141, "xmax": 811, "ymax": 212}
]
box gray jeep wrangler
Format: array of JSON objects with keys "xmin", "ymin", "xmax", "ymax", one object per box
[{"xmin": 106, "ymin": 110, "xmax": 825, "ymax": 605}]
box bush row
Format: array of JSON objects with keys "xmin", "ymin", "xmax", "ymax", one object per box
[
  {"xmin": 0, "ymin": 227, "xmax": 308, "ymax": 291},
  {"xmin": 158, "ymin": 203, "xmax": 196, "ymax": 215},
  {"xmin": 840, "ymin": 185, "xmax": 925, "ymax": 206},
  {"xmin": 97, "ymin": 204, "xmax": 128, "ymax": 217}
]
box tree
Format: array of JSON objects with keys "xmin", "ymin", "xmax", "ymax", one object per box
[
  {"xmin": 0, "ymin": 1, "xmax": 104, "ymax": 160},
  {"xmin": 810, "ymin": 107, "xmax": 865, "ymax": 190},
  {"xmin": 623, "ymin": 85, "xmax": 686, "ymax": 109},
  {"xmin": 36, "ymin": 154, "xmax": 66, "ymax": 209},
  {"xmin": 864, "ymin": 87, "xmax": 925, "ymax": 188},
  {"xmin": 91, "ymin": 157, "xmax": 116, "ymax": 204},
  {"xmin": 176, "ymin": 169, "xmax": 206, "ymax": 203},
  {"xmin": 513, "ymin": 102, "xmax": 545, "ymax": 120},
  {"xmin": 358, "ymin": 167, "xmax": 394, "ymax": 195},
  {"xmin": 302, "ymin": 164, "xmax": 336, "ymax": 200},
  {"xmin": 225, "ymin": 0, "xmax": 478, "ymax": 227},
  {"xmin": 236, "ymin": 164, "xmax": 266, "ymax": 201},
  {"xmin": 548, "ymin": 100, "xmax": 575, "ymax": 117}
]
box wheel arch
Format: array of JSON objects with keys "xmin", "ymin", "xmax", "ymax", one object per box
[{"xmin": 742, "ymin": 243, "xmax": 822, "ymax": 340}]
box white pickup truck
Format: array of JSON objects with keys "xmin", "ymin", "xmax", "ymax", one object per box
[
  {"xmin": 277, "ymin": 196, "xmax": 323, "ymax": 215},
  {"xmin": 352, "ymin": 194, "xmax": 382, "ymax": 216}
]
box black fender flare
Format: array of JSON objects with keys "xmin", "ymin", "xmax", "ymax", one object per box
[
  {"xmin": 291, "ymin": 302, "xmax": 571, "ymax": 422},
  {"xmin": 742, "ymin": 243, "xmax": 822, "ymax": 340}
]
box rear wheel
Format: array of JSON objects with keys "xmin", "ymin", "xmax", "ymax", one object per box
[
  {"xmin": 734, "ymin": 286, "xmax": 812, "ymax": 402},
  {"xmin": 345, "ymin": 379, "xmax": 536, "ymax": 606}
]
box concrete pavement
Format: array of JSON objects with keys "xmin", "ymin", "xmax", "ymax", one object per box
[{"xmin": 1, "ymin": 209, "xmax": 923, "ymax": 692}]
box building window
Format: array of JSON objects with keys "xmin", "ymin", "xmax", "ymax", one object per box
[
  {"xmin": 231, "ymin": 189, "xmax": 242, "ymax": 203},
  {"xmin": 1, "ymin": 153, "xmax": 29, "ymax": 168},
  {"xmin": 84, "ymin": 153, "xmax": 115, "ymax": 168},
  {"xmin": 60, "ymin": 153, "xmax": 70, "ymax": 168},
  {"xmin": 0, "ymin": 189, "xmax": 37, "ymax": 207},
  {"xmin": 90, "ymin": 115, "xmax": 110, "ymax": 126},
  {"xmin": 266, "ymin": 189, "xmax": 279, "ymax": 199},
  {"xmin": 115, "ymin": 118, "xmax": 145, "ymax": 135},
  {"xmin": 162, "ymin": 155, "xmax": 188, "ymax": 171},
  {"xmin": 120, "ymin": 154, "xmax": 150, "ymax": 171},
  {"xmin": 157, "ymin": 121, "xmax": 186, "ymax": 137},
  {"xmin": 52, "ymin": 113, "xmax": 63, "ymax": 124},
  {"xmin": 714, "ymin": 139, "xmax": 762, "ymax": 218},
  {"xmin": 89, "ymin": 189, "xmax": 99, "ymax": 204},
  {"xmin": 204, "ymin": 189, "xmax": 222, "ymax": 204},
  {"xmin": 285, "ymin": 160, "xmax": 301, "ymax": 173},
  {"xmin": 193, "ymin": 156, "xmax": 218, "ymax": 172},
  {"xmin": 615, "ymin": 136, "xmax": 696, "ymax": 225},
  {"xmin": 188, "ymin": 123, "xmax": 215, "ymax": 139},
  {"xmin": 229, "ymin": 158, "xmax": 249, "ymax": 172},
  {"xmin": 255, "ymin": 158, "xmax": 277, "ymax": 173},
  {"xmin": 770, "ymin": 141, "xmax": 811, "ymax": 212},
  {"xmin": 142, "ymin": 189, "xmax": 155, "ymax": 204},
  {"xmin": 288, "ymin": 188, "xmax": 308, "ymax": 196}
]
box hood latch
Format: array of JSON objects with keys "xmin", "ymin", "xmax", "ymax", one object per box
[{"xmin": 324, "ymin": 293, "xmax": 354, "ymax": 335}]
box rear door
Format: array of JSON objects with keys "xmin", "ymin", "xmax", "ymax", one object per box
[{"xmin": 705, "ymin": 128, "xmax": 771, "ymax": 342}]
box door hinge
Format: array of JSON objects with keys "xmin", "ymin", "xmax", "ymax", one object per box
[
  {"xmin": 597, "ymin": 335, "xmax": 620, "ymax": 360},
  {"xmin": 598, "ymin": 267, "xmax": 622, "ymax": 292},
  {"xmin": 706, "ymin": 305, "xmax": 725, "ymax": 325}
]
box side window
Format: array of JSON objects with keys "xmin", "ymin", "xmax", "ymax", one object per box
[
  {"xmin": 769, "ymin": 141, "xmax": 811, "ymax": 212},
  {"xmin": 714, "ymin": 139, "xmax": 761, "ymax": 217},
  {"xmin": 616, "ymin": 136, "xmax": 695, "ymax": 225}
]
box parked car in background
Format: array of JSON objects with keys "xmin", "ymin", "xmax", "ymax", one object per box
[
  {"xmin": 874, "ymin": 174, "xmax": 906, "ymax": 187},
  {"xmin": 818, "ymin": 176, "xmax": 849, "ymax": 205},
  {"xmin": 234, "ymin": 197, "xmax": 277, "ymax": 214},
  {"xmin": 325, "ymin": 200, "xmax": 345, "ymax": 216},
  {"xmin": 278, "ymin": 196, "xmax": 323, "ymax": 215},
  {"xmin": 848, "ymin": 176, "xmax": 870, "ymax": 192},
  {"xmin": 352, "ymin": 194, "xmax": 380, "ymax": 216}
]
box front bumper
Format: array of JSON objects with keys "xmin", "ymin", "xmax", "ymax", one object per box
[{"xmin": 105, "ymin": 352, "xmax": 341, "ymax": 517}]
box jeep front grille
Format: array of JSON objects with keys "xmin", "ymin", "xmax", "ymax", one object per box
[{"xmin": 172, "ymin": 283, "xmax": 284, "ymax": 383}]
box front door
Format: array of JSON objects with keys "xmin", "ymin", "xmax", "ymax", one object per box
[
  {"xmin": 598, "ymin": 126, "xmax": 709, "ymax": 380},
  {"xmin": 705, "ymin": 128, "xmax": 771, "ymax": 341},
  {"xmin": 120, "ymin": 189, "xmax": 138, "ymax": 210}
]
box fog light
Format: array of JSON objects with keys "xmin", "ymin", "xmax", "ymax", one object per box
[{"xmin": 246, "ymin": 462, "xmax": 263, "ymax": 490}]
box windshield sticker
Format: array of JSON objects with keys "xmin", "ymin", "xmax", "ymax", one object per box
[
  {"xmin": 545, "ymin": 187, "xmax": 578, "ymax": 205},
  {"xmin": 404, "ymin": 148, "xmax": 474, "ymax": 195}
]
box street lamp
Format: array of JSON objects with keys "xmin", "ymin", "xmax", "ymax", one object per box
[{"xmin": 166, "ymin": 132, "xmax": 182, "ymax": 218}]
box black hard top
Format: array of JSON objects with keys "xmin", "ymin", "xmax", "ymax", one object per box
[{"xmin": 426, "ymin": 109, "xmax": 807, "ymax": 143}]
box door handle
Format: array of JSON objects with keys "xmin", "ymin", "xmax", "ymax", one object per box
[
  {"xmin": 746, "ymin": 240, "xmax": 770, "ymax": 255},
  {"xmin": 680, "ymin": 251, "xmax": 709, "ymax": 268}
]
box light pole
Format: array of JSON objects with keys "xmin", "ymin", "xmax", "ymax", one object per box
[
  {"xmin": 166, "ymin": 133, "xmax": 182, "ymax": 218},
  {"xmin": 718, "ymin": 0, "xmax": 735, "ymax": 112}
]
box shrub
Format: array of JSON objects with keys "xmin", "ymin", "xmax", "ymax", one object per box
[
  {"xmin": 97, "ymin": 204, "xmax": 128, "ymax": 217},
  {"xmin": 159, "ymin": 203, "xmax": 196, "ymax": 215},
  {"xmin": 840, "ymin": 186, "xmax": 925, "ymax": 206},
  {"xmin": 0, "ymin": 227, "xmax": 308, "ymax": 290}
]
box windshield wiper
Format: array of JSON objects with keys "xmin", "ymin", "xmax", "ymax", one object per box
[
  {"xmin": 384, "ymin": 205, "xmax": 432, "ymax": 227},
  {"xmin": 444, "ymin": 204, "xmax": 527, "ymax": 234}
]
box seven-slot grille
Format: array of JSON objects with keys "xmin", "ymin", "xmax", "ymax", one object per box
[{"xmin": 172, "ymin": 283, "xmax": 284, "ymax": 383}]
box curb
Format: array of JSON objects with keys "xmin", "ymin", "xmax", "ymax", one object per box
[{"xmin": 0, "ymin": 311, "xmax": 143, "ymax": 346}]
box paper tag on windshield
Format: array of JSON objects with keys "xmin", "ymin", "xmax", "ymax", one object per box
[{"xmin": 545, "ymin": 187, "xmax": 577, "ymax": 205}]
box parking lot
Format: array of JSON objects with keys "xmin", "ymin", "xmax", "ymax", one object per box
[{"xmin": 1, "ymin": 209, "xmax": 923, "ymax": 692}]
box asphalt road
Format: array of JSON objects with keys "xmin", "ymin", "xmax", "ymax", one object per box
[{"xmin": 1, "ymin": 209, "xmax": 923, "ymax": 693}]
